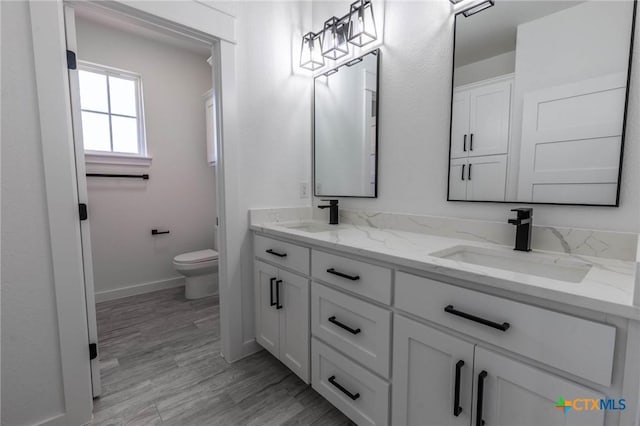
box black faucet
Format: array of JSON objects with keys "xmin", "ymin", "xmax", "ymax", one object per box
[
  {"xmin": 318, "ymin": 199, "xmax": 339, "ymax": 225},
  {"xmin": 508, "ymin": 208, "xmax": 533, "ymax": 252}
]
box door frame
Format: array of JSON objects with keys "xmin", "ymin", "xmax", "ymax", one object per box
[{"xmin": 28, "ymin": 1, "xmax": 248, "ymax": 424}]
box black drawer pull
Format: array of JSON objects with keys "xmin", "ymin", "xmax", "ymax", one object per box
[
  {"xmin": 266, "ymin": 249, "xmax": 287, "ymax": 258},
  {"xmin": 275, "ymin": 279, "xmax": 283, "ymax": 310},
  {"xmin": 326, "ymin": 268, "xmax": 360, "ymax": 281},
  {"xmin": 476, "ymin": 370, "xmax": 487, "ymax": 426},
  {"xmin": 269, "ymin": 277, "xmax": 277, "ymax": 307},
  {"xmin": 444, "ymin": 305, "xmax": 510, "ymax": 332},
  {"xmin": 328, "ymin": 375, "xmax": 360, "ymax": 400},
  {"xmin": 328, "ymin": 316, "xmax": 361, "ymax": 335},
  {"xmin": 453, "ymin": 360, "xmax": 464, "ymax": 416}
]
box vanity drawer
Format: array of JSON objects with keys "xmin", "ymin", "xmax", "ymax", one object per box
[
  {"xmin": 254, "ymin": 234, "xmax": 309, "ymax": 274},
  {"xmin": 312, "ymin": 338, "xmax": 390, "ymax": 426},
  {"xmin": 395, "ymin": 271, "xmax": 616, "ymax": 387},
  {"xmin": 312, "ymin": 250, "xmax": 392, "ymax": 304},
  {"xmin": 312, "ymin": 282, "xmax": 392, "ymax": 378}
]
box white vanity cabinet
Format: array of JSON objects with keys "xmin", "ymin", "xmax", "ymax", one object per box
[
  {"xmin": 252, "ymin": 229, "xmax": 633, "ymax": 426},
  {"xmin": 254, "ymin": 237, "xmax": 311, "ymax": 383},
  {"xmin": 393, "ymin": 315, "xmax": 606, "ymax": 426},
  {"xmin": 392, "ymin": 315, "xmax": 474, "ymax": 426}
]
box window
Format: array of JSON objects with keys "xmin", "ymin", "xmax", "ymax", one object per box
[{"xmin": 78, "ymin": 62, "xmax": 147, "ymax": 157}]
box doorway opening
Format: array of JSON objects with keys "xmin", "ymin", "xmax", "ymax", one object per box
[{"xmin": 65, "ymin": 2, "xmax": 221, "ymax": 411}]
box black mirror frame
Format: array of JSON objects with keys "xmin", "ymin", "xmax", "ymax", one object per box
[
  {"xmin": 446, "ymin": 0, "xmax": 637, "ymax": 207},
  {"xmin": 313, "ymin": 49, "xmax": 381, "ymax": 199}
]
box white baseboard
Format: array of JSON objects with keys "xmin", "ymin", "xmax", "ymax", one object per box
[{"xmin": 95, "ymin": 277, "xmax": 185, "ymax": 302}]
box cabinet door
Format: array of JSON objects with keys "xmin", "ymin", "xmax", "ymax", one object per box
[
  {"xmin": 278, "ymin": 269, "xmax": 310, "ymax": 383},
  {"xmin": 473, "ymin": 347, "xmax": 605, "ymax": 426},
  {"xmin": 205, "ymin": 94, "xmax": 216, "ymax": 165},
  {"xmin": 449, "ymin": 158, "xmax": 468, "ymax": 200},
  {"xmin": 450, "ymin": 91, "xmax": 470, "ymax": 159},
  {"xmin": 254, "ymin": 261, "xmax": 280, "ymax": 357},
  {"xmin": 467, "ymin": 155, "xmax": 507, "ymax": 201},
  {"xmin": 392, "ymin": 316, "xmax": 474, "ymax": 426},
  {"xmin": 468, "ymin": 80, "xmax": 511, "ymax": 157}
]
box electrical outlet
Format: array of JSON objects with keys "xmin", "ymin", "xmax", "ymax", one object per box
[{"xmin": 299, "ymin": 182, "xmax": 309, "ymax": 198}]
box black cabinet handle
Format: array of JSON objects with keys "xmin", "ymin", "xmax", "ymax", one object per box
[
  {"xmin": 444, "ymin": 305, "xmax": 510, "ymax": 332},
  {"xmin": 266, "ymin": 249, "xmax": 287, "ymax": 258},
  {"xmin": 463, "ymin": 134, "xmax": 467, "ymax": 152},
  {"xmin": 328, "ymin": 375, "xmax": 360, "ymax": 400},
  {"xmin": 470, "ymin": 133, "xmax": 474, "ymax": 151},
  {"xmin": 326, "ymin": 268, "xmax": 360, "ymax": 281},
  {"xmin": 269, "ymin": 277, "xmax": 277, "ymax": 307},
  {"xmin": 461, "ymin": 164, "xmax": 466, "ymax": 181},
  {"xmin": 476, "ymin": 370, "xmax": 488, "ymax": 426},
  {"xmin": 468, "ymin": 163, "xmax": 472, "ymax": 181},
  {"xmin": 328, "ymin": 316, "xmax": 361, "ymax": 335},
  {"xmin": 151, "ymin": 229, "xmax": 170, "ymax": 235},
  {"xmin": 275, "ymin": 279, "xmax": 283, "ymax": 309},
  {"xmin": 454, "ymin": 360, "xmax": 464, "ymax": 416}
]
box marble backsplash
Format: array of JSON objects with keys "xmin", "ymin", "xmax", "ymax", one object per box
[{"xmin": 251, "ymin": 207, "xmax": 638, "ymax": 261}]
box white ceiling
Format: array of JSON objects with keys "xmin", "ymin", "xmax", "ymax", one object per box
[
  {"xmin": 455, "ymin": 1, "xmax": 584, "ymax": 66},
  {"xmin": 73, "ymin": 4, "xmax": 213, "ymax": 59}
]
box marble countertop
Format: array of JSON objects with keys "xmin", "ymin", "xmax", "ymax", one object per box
[{"xmin": 250, "ymin": 220, "xmax": 640, "ymax": 320}]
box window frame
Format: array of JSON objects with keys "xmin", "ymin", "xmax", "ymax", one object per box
[{"xmin": 78, "ymin": 61, "xmax": 149, "ymax": 161}]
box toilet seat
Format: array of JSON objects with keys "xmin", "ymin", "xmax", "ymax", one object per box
[{"xmin": 173, "ymin": 249, "xmax": 218, "ymax": 264}]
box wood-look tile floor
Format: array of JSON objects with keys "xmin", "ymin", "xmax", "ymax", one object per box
[{"xmin": 93, "ymin": 287, "xmax": 353, "ymax": 426}]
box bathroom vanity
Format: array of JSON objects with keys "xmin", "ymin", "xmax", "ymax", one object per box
[{"xmin": 251, "ymin": 208, "xmax": 640, "ymax": 426}]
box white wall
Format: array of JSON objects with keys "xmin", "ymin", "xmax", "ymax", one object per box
[
  {"xmin": 75, "ymin": 17, "xmax": 216, "ymax": 298},
  {"xmin": 454, "ymin": 50, "xmax": 515, "ymax": 87},
  {"xmin": 234, "ymin": 0, "xmax": 312, "ymax": 348},
  {"xmin": 313, "ymin": 0, "xmax": 640, "ymax": 233},
  {"xmin": 1, "ymin": 2, "xmax": 66, "ymax": 424}
]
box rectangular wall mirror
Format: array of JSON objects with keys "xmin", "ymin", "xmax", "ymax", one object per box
[
  {"xmin": 448, "ymin": 0, "xmax": 636, "ymax": 206},
  {"xmin": 314, "ymin": 50, "xmax": 379, "ymax": 198}
]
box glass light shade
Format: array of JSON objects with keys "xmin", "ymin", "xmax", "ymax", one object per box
[
  {"xmin": 300, "ymin": 32, "xmax": 325, "ymax": 70},
  {"xmin": 321, "ymin": 16, "xmax": 349, "ymax": 60},
  {"xmin": 347, "ymin": 0, "xmax": 377, "ymax": 47}
]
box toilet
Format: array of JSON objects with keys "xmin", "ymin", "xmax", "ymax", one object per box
[{"xmin": 173, "ymin": 249, "xmax": 219, "ymax": 299}]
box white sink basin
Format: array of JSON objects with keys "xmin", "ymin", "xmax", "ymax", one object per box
[
  {"xmin": 280, "ymin": 221, "xmax": 345, "ymax": 233},
  {"xmin": 431, "ymin": 245, "xmax": 592, "ymax": 283}
]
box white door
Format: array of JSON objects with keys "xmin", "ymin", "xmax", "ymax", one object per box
[
  {"xmin": 254, "ymin": 261, "xmax": 280, "ymax": 357},
  {"xmin": 450, "ymin": 91, "xmax": 470, "ymax": 159},
  {"xmin": 468, "ymin": 80, "xmax": 511, "ymax": 157},
  {"xmin": 473, "ymin": 347, "xmax": 605, "ymax": 426},
  {"xmin": 392, "ymin": 316, "xmax": 474, "ymax": 426},
  {"xmin": 449, "ymin": 158, "xmax": 468, "ymax": 200},
  {"xmin": 467, "ymin": 155, "xmax": 507, "ymax": 201},
  {"xmin": 278, "ymin": 269, "xmax": 310, "ymax": 383},
  {"xmin": 517, "ymin": 73, "xmax": 625, "ymax": 204},
  {"xmin": 64, "ymin": 5, "xmax": 101, "ymax": 398}
]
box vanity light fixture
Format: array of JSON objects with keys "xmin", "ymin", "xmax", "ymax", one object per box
[
  {"xmin": 347, "ymin": 0, "xmax": 377, "ymax": 47},
  {"xmin": 300, "ymin": 32, "xmax": 325, "ymax": 70},
  {"xmin": 322, "ymin": 16, "xmax": 350, "ymax": 60},
  {"xmin": 461, "ymin": 0, "xmax": 495, "ymax": 17},
  {"xmin": 324, "ymin": 68, "xmax": 339, "ymax": 77}
]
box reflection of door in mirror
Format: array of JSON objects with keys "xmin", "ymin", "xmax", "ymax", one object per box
[{"xmin": 449, "ymin": 0, "xmax": 635, "ymax": 206}]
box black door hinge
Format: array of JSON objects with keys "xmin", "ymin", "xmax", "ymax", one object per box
[
  {"xmin": 79, "ymin": 203, "xmax": 88, "ymax": 221},
  {"xmin": 66, "ymin": 50, "xmax": 77, "ymax": 70},
  {"xmin": 89, "ymin": 343, "xmax": 98, "ymax": 360}
]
